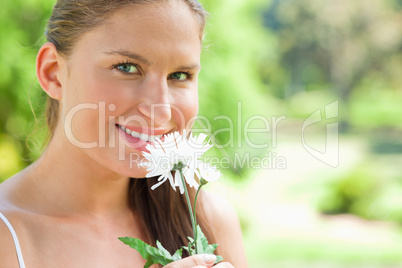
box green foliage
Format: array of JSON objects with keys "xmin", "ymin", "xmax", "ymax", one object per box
[
  {"xmin": 0, "ymin": 0, "xmax": 54, "ymax": 178},
  {"xmin": 316, "ymin": 168, "xmax": 381, "ymax": 216},
  {"xmin": 195, "ymin": 0, "xmax": 277, "ymax": 177},
  {"xmin": 118, "ymin": 237, "xmax": 183, "ymax": 268},
  {"xmin": 182, "ymin": 225, "xmax": 223, "ymax": 263},
  {"xmin": 263, "ymin": 0, "xmax": 402, "ymax": 130},
  {"xmin": 313, "ymin": 159, "xmax": 402, "ymax": 225},
  {"xmin": 0, "ymin": 135, "xmax": 24, "ymax": 182},
  {"xmin": 119, "ymin": 225, "xmax": 222, "ymax": 267},
  {"xmin": 349, "ymin": 85, "xmax": 402, "ymax": 129}
]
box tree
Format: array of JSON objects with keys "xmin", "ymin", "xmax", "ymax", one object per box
[{"xmin": 263, "ymin": 0, "xmax": 402, "ymax": 131}]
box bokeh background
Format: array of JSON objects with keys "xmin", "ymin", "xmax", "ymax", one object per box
[{"xmin": 1, "ymin": 0, "xmax": 402, "ymax": 267}]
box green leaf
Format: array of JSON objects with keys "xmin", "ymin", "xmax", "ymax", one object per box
[
  {"xmin": 193, "ymin": 225, "xmax": 223, "ymax": 264},
  {"xmin": 195, "ymin": 225, "xmax": 216, "ymax": 254},
  {"xmin": 172, "ymin": 248, "xmax": 183, "ymax": 260},
  {"xmin": 144, "ymin": 259, "xmax": 154, "ymax": 268},
  {"xmin": 119, "ymin": 237, "xmax": 182, "ymax": 268},
  {"xmin": 156, "ymin": 240, "xmax": 168, "ymax": 253}
]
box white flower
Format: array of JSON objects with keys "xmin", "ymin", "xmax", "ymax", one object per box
[
  {"xmin": 199, "ymin": 163, "xmax": 222, "ymax": 183},
  {"xmin": 139, "ymin": 130, "xmax": 218, "ymax": 194}
]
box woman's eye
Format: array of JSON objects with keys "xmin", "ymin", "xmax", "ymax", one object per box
[
  {"xmin": 117, "ymin": 64, "xmax": 138, "ymax": 74},
  {"xmin": 169, "ymin": 72, "xmax": 188, "ymax": 81}
]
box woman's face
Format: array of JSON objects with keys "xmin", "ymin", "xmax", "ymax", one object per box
[{"xmin": 56, "ymin": 1, "xmax": 202, "ymax": 178}]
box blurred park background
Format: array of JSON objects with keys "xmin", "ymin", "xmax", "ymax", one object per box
[{"xmin": 1, "ymin": 0, "xmax": 402, "ymax": 267}]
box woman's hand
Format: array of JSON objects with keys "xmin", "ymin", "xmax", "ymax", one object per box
[{"xmin": 163, "ymin": 254, "xmax": 235, "ymax": 268}]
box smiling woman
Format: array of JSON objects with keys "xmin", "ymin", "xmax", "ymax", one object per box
[{"xmin": 0, "ymin": 0, "xmax": 247, "ymax": 267}]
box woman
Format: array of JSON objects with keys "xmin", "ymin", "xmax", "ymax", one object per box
[{"xmin": 0, "ymin": 0, "xmax": 247, "ymax": 267}]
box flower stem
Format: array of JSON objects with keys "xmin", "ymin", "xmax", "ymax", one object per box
[
  {"xmin": 193, "ymin": 185, "xmax": 202, "ymax": 223},
  {"xmin": 179, "ymin": 169, "xmax": 198, "ymax": 255},
  {"xmin": 191, "ymin": 184, "xmax": 205, "ymax": 254}
]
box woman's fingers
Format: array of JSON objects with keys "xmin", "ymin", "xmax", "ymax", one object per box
[{"xmin": 163, "ymin": 254, "xmax": 216, "ymax": 267}]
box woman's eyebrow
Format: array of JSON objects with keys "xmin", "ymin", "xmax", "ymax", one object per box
[
  {"xmin": 176, "ymin": 63, "xmax": 201, "ymax": 70},
  {"xmin": 104, "ymin": 50, "xmax": 153, "ymax": 65},
  {"xmin": 104, "ymin": 49, "xmax": 200, "ymax": 70}
]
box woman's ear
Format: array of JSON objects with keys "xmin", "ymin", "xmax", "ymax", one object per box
[{"xmin": 36, "ymin": 42, "xmax": 65, "ymax": 100}]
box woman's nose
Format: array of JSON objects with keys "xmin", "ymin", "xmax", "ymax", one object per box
[
  {"xmin": 138, "ymin": 102, "xmax": 172, "ymax": 125},
  {"xmin": 137, "ymin": 79, "xmax": 172, "ymax": 126}
]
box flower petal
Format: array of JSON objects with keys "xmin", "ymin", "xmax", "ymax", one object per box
[
  {"xmin": 140, "ymin": 130, "xmax": 219, "ymax": 193},
  {"xmin": 199, "ymin": 163, "xmax": 221, "ymax": 182},
  {"xmin": 151, "ymin": 176, "xmax": 167, "ymax": 191}
]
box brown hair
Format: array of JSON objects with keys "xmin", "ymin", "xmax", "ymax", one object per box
[{"xmin": 43, "ymin": 0, "xmax": 212, "ymax": 259}]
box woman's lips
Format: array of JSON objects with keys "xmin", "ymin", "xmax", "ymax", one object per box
[
  {"xmin": 116, "ymin": 125, "xmax": 166, "ymax": 151},
  {"xmin": 121, "ymin": 124, "xmax": 169, "ymax": 136}
]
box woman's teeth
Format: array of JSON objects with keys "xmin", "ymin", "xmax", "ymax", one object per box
[{"xmin": 118, "ymin": 125, "xmax": 163, "ymax": 142}]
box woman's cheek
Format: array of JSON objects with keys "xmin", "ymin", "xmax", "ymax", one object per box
[
  {"xmin": 62, "ymin": 105, "xmax": 101, "ymax": 145},
  {"xmin": 176, "ymin": 89, "xmax": 199, "ymax": 129}
]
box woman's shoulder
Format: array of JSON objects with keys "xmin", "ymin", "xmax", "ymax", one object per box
[
  {"xmin": 199, "ymin": 190, "xmax": 238, "ymax": 227},
  {"xmin": 0, "ymin": 174, "xmax": 30, "ymax": 265},
  {"xmin": 0, "ymin": 175, "xmax": 21, "ymax": 213},
  {"xmin": 0, "ymin": 169, "xmax": 33, "ymax": 213},
  {"xmin": 198, "ymin": 190, "xmax": 248, "ymax": 267},
  {"xmin": 0, "ymin": 206, "xmax": 25, "ymax": 267},
  {"xmin": 0, "ymin": 180, "xmax": 24, "ymax": 235}
]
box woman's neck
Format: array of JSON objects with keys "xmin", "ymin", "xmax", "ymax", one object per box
[{"xmin": 11, "ymin": 132, "xmax": 132, "ymax": 218}]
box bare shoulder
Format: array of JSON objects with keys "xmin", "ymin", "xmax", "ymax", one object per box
[
  {"xmin": 198, "ymin": 191, "xmax": 248, "ymax": 268},
  {"xmin": 0, "ymin": 209, "xmax": 24, "ymax": 267},
  {"xmin": 199, "ymin": 191, "xmax": 238, "ymax": 227},
  {"xmin": 0, "ymin": 175, "xmax": 27, "ymax": 267}
]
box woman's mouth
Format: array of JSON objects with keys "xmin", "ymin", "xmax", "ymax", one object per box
[
  {"xmin": 116, "ymin": 124, "xmax": 166, "ymax": 151},
  {"xmin": 117, "ymin": 124, "xmax": 163, "ymax": 143}
]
